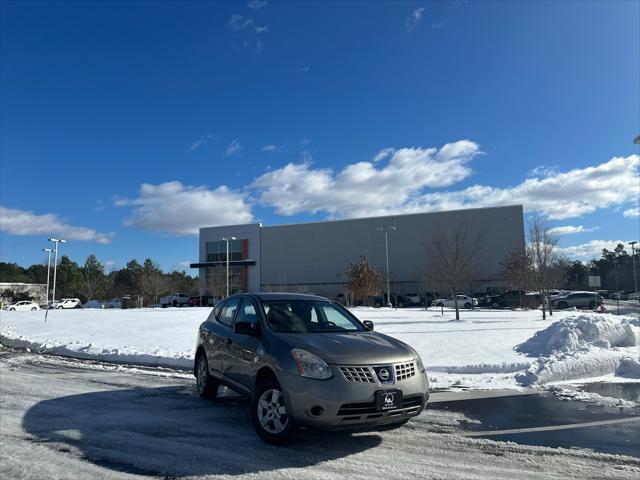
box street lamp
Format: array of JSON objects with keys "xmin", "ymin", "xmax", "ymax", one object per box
[
  {"xmin": 221, "ymin": 236, "xmax": 236, "ymax": 298},
  {"xmin": 42, "ymin": 248, "xmax": 53, "ymax": 307},
  {"xmin": 629, "ymin": 241, "xmax": 638, "ymax": 293},
  {"xmin": 377, "ymin": 226, "xmax": 396, "ymax": 307},
  {"xmin": 48, "ymin": 238, "xmax": 66, "ymax": 308}
]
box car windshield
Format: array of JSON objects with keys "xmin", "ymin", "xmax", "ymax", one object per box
[{"xmin": 262, "ymin": 300, "xmax": 363, "ymax": 333}]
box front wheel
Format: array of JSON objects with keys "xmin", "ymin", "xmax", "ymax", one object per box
[
  {"xmin": 195, "ymin": 353, "xmax": 219, "ymax": 399},
  {"xmin": 557, "ymin": 301, "xmax": 568, "ymax": 309},
  {"xmin": 252, "ymin": 377, "xmax": 294, "ymax": 445},
  {"xmin": 9, "ymin": 308, "xmax": 15, "ymax": 311},
  {"xmin": 464, "ymin": 302, "xmax": 472, "ymax": 309},
  {"xmin": 31, "ymin": 307, "xmax": 37, "ymax": 311}
]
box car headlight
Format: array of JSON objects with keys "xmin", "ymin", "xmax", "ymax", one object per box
[
  {"xmin": 415, "ymin": 354, "xmax": 426, "ymax": 373},
  {"xmin": 291, "ymin": 349, "xmax": 333, "ymax": 380}
]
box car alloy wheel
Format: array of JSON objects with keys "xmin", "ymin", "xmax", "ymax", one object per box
[
  {"xmin": 252, "ymin": 377, "xmax": 294, "ymax": 445},
  {"xmin": 557, "ymin": 301, "xmax": 568, "ymax": 309},
  {"xmin": 257, "ymin": 389, "xmax": 289, "ymax": 435}
]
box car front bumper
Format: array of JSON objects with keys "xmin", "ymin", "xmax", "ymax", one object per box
[{"xmin": 279, "ymin": 365, "xmax": 429, "ymax": 429}]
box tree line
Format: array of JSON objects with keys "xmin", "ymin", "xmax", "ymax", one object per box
[{"xmin": 0, "ymin": 256, "xmax": 198, "ymax": 306}]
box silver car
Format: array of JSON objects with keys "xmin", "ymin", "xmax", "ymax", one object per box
[
  {"xmin": 194, "ymin": 293, "xmax": 429, "ymax": 444},
  {"xmin": 550, "ymin": 291, "xmax": 603, "ymax": 309}
]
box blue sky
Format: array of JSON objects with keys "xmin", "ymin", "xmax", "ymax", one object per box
[{"xmin": 1, "ymin": 0, "xmax": 638, "ymax": 272}]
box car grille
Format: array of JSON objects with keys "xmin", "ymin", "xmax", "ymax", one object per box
[
  {"xmin": 395, "ymin": 362, "xmax": 416, "ymax": 381},
  {"xmin": 337, "ymin": 395, "xmax": 424, "ymax": 416},
  {"xmin": 339, "ymin": 366, "xmax": 375, "ymax": 383}
]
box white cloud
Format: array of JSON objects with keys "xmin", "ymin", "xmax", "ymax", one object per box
[
  {"xmin": 403, "ymin": 155, "xmax": 640, "ymax": 220},
  {"xmin": 247, "ymin": 0, "xmax": 267, "ymax": 10},
  {"xmin": 114, "ymin": 181, "xmax": 253, "ymax": 235},
  {"xmin": 406, "ymin": 7, "xmax": 426, "ymax": 33},
  {"xmin": 548, "ymin": 225, "xmax": 596, "ymax": 236},
  {"xmin": 372, "ymin": 147, "xmax": 395, "ymax": 163},
  {"xmin": 0, "ymin": 206, "xmax": 114, "ymax": 244},
  {"xmin": 226, "ymin": 139, "xmax": 242, "ymax": 157},
  {"xmin": 251, "ymin": 140, "xmax": 481, "ymax": 217},
  {"xmin": 559, "ymin": 240, "xmax": 632, "ymax": 260},
  {"xmin": 189, "ymin": 133, "xmax": 216, "ymax": 151},
  {"xmin": 261, "ymin": 144, "xmax": 280, "ymax": 152},
  {"xmin": 623, "ymin": 207, "xmax": 639, "ymax": 218},
  {"xmin": 227, "ymin": 14, "xmax": 267, "ymax": 34}
]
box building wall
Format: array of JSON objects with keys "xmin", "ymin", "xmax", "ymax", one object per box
[
  {"xmin": 197, "ymin": 205, "xmax": 525, "ymax": 298},
  {"xmin": 259, "ymin": 205, "xmax": 524, "ymax": 297}
]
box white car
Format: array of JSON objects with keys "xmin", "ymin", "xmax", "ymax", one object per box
[
  {"xmin": 53, "ymin": 298, "xmax": 82, "ymax": 309},
  {"xmin": 432, "ymin": 295, "xmax": 478, "ymax": 309},
  {"xmin": 3, "ymin": 300, "xmax": 40, "ymax": 311},
  {"xmin": 628, "ymin": 292, "xmax": 640, "ymax": 301}
]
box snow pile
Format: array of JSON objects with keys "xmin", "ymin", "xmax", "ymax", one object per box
[
  {"xmin": 517, "ymin": 314, "xmax": 638, "ymax": 355},
  {"xmin": 515, "ymin": 314, "xmax": 640, "ymax": 386}
]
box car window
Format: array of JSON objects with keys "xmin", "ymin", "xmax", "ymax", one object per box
[
  {"xmin": 236, "ymin": 299, "xmax": 258, "ymax": 326},
  {"xmin": 218, "ymin": 298, "xmax": 241, "ymax": 327},
  {"xmin": 263, "ymin": 300, "xmax": 362, "ymax": 333}
]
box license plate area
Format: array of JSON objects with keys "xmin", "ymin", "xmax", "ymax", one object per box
[{"xmin": 376, "ymin": 389, "xmax": 403, "ymax": 411}]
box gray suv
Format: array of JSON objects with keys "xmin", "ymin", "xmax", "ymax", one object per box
[{"xmin": 194, "ymin": 293, "xmax": 429, "ymax": 444}]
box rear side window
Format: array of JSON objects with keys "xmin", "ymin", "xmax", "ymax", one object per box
[
  {"xmin": 219, "ymin": 298, "xmax": 241, "ymax": 327},
  {"xmin": 236, "ymin": 300, "xmax": 259, "ymax": 326}
]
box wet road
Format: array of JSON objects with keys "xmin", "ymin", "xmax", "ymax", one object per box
[{"xmin": 430, "ymin": 391, "xmax": 640, "ymax": 457}]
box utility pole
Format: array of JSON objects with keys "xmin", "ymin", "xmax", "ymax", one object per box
[
  {"xmin": 48, "ymin": 238, "xmax": 66, "ymax": 308},
  {"xmin": 222, "ymin": 236, "xmax": 236, "ymax": 298},
  {"xmin": 377, "ymin": 226, "xmax": 396, "ymax": 307},
  {"xmin": 629, "ymin": 241, "xmax": 638, "ymax": 293},
  {"xmin": 42, "ymin": 248, "xmax": 53, "ymax": 308}
]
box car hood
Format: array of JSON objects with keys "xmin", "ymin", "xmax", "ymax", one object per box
[{"xmin": 273, "ymin": 331, "xmax": 416, "ymax": 365}]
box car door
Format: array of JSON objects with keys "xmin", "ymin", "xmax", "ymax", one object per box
[
  {"xmin": 201, "ymin": 298, "xmax": 241, "ymax": 377},
  {"xmin": 225, "ymin": 299, "xmax": 260, "ymax": 391}
]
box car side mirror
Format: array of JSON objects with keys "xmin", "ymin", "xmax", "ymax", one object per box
[
  {"xmin": 234, "ymin": 321, "xmax": 259, "ymax": 336},
  {"xmin": 363, "ymin": 320, "xmax": 374, "ymax": 331}
]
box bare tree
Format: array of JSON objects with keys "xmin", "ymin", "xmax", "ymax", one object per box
[
  {"xmin": 346, "ymin": 255, "xmax": 382, "ymax": 305},
  {"xmin": 526, "ymin": 215, "xmax": 560, "ymax": 319},
  {"xmin": 499, "ymin": 249, "xmax": 533, "ymax": 309},
  {"xmin": 424, "ymin": 223, "xmax": 485, "ymax": 320},
  {"xmin": 206, "ymin": 265, "xmax": 227, "ymax": 300}
]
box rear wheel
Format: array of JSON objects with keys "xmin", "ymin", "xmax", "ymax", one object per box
[
  {"xmin": 31, "ymin": 307, "xmax": 37, "ymax": 311},
  {"xmin": 557, "ymin": 301, "xmax": 568, "ymax": 309},
  {"xmin": 252, "ymin": 377, "xmax": 294, "ymax": 445},
  {"xmin": 464, "ymin": 302, "xmax": 472, "ymax": 309},
  {"xmin": 492, "ymin": 302, "xmax": 501, "ymax": 309},
  {"xmin": 195, "ymin": 352, "xmax": 219, "ymax": 399}
]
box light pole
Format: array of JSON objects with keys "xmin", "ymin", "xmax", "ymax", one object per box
[
  {"xmin": 222, "ymin": 236, "xmax": 236, "ymax": 298},
  {"xmin": 48, "ymin": 238, "xmax": 66, "ymax": 307},
  {"xmin": 377, "ymin": 226, "xmax": 396, "ymax": 307},
  {"xmin": 613, "ymin": 259, "xmax": 620, "ymax": 315},
  {"xmin": 42, "ymin": 248, "xmax": 53, "ymax": 307},
  {"xmin": 630, "ymin": 241, "xmax": 638, "ymax": 293}
]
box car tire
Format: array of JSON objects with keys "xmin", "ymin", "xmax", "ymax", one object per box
[
  {"xmin": 436, "ymin": 302, "xmax": 443, "ymax": 307},
  {"xmin": 252, "ymin": 377, "xmax": 294, "ymax": 445},
  {"xmin": 9, "ymin": 307, "xmax": 15, "ymax": 311},
  {"xmin": 195, "ymin": 352, "xmax": 219, "ymax": 400},
  {"xmin": 31, "ymin": 307, "xmax": 37, "ymax": 311},
  {"xmin": 464, "ymin": 302, "xmax": 472, "ymax": 309},
  {"xmin": 57, "ymin": 306, "xmax": 63, "ymax": 309},
  {"xmin": 492, "ymin": 302, "xmax": 501, "ymax": 309},
  {"xmin": 374, "ymin": 302, "xmax": 381, "ymax": 308},
  {"xmin": 557, "ymin": 301, "xmax": 568, "ymax": 309}
]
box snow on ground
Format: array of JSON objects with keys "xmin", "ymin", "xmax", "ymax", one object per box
[
  {"xmin": 515, "ymin": 314, "xmax": 640, "ymax": 388},
  {"xmin": 0, "ymin": 306, "xmax": 638, "ymax": 392}
]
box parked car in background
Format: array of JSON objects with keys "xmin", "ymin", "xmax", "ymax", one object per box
[
  {"xmin": 489, "ymin": 291, "xmax": 540, "ymax": 309},
  {"xmin": 627, "ymin": 292, "xmax": 640, "ymax": 301},
  {"xmin": 3, "ymin": 300, "xmax": 40, "ymax": 311},
  {"xmin": 103, "ymin": 298, "xmax": 123, "ymax": 309},
  {"xmin": 612, "ymin": 290, "xmax": 635, "ymax": 301},
  {"xmin": 404, "ymin": 293, "xmax": 423, "ymax": 306},
  {"xmin": 550, "ymin": 291, "xmax": 603, "ymax": 309},
  {"xmin": 194, "ymin": 293, "xmax": 429, "ymax": 444},
  {"xmin": 596, "ymin": 290, "xmax": 609, "ymax": 299},
  {"xmin": 432, "ymin": 295, "xmax": 478, "ymax": 309},
  {"xmin": 188, "ymin": 295, "xmax": 214, "ymax": 307},
  {"xmin": 160, "ymin": 293, "xmax": 190, "ymax": 308},
  {"xmin": 53, "ymin": 298, "xmax": 82, "ymax": 309}
]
